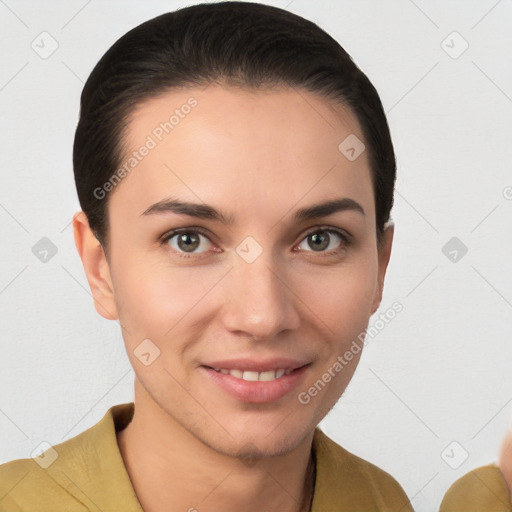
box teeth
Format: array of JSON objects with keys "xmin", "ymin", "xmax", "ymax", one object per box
[
  {"xmin": 259, "ymin": 370, "xmax": 276, "ymax": 381},
  {"xmin": 242, "ymin": 370, "xmax": 259, "ymax": 381},
  {"xmin": 212, "ymin": 367, "xmax": 291, "ymax": 381}
]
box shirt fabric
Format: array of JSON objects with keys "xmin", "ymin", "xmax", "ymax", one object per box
[
  {"xmin": 0, "ymin": 402, "xmax": 413, "ymax": 511},
  {"xmin": 440, "ymin": 464, "xmax": 512, "ymax": 512}
]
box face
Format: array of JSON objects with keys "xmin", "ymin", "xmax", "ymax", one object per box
[{"xmin": 77, "ymin": 83, "xmax": 393, "ymax": 459}]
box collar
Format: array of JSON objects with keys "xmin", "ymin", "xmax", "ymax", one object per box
[{"xmin": 44, "ymin": 402, "xmax": 409, "ymax": 511}]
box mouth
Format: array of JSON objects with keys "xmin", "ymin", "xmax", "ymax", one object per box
[
  {"xmin": 205, "ymin": 366, "xmax": 299, "ymax": 381},
  {"xmin": 200, "ymin": 362, "xmax": 311, "ymax": 403}
]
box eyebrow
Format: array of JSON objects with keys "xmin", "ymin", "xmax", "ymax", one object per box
[{"xmin": 140, "ymin": 196, "xmax": 365, "ymax": 224}]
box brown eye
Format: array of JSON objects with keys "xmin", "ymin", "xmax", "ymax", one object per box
[
  {"xmin": 297, "ymin": 228, "xmax": 350, "ymax": 253},
  {"xmin": 176, "ymin": 232, "xmax": 200, "ymax": 252},
  {"xmin": 162, "ymin": 229, "xmax": 214, "ymax": 254}
]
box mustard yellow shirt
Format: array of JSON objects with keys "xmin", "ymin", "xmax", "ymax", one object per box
[
  {"xmin": 440, "ymin": 464, "xmax": 512, "ymax": 512},
  {"xmin": 0, "ymin": 402, "xmax": 413, "ymax": 511}
]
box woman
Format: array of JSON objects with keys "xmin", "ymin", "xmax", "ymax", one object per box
[{"xmin": 0, "ymin": 2, "xmax": 412, "ymax": 510}]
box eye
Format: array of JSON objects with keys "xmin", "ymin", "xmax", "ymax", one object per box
[
  {"xmin": 161, "ymin": 228, "xmax": 215, "ymax": 256},
  {"xmin": 159, "ymin": 225, "xmax": 351, "ymax": 258},
  {"xmin": 296, "ymin": 227, "xmax": 351, "ymax": 253}
]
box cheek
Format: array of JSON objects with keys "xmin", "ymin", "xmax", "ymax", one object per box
[
  {"xmin": 110, "ymin": 254, "xmax": 226, "ymax": 340},
  {"xmin": 295, "ymin": 257, "xmax": 378, "ymax": 337}
]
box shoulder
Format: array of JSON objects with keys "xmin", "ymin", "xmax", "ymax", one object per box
[
  {"xmin": 312, "ymin": 428, "xmax": 413, "ymax": 511},
  {"xmin": 440, "ymin": 463, "xmax": 511, "ymax": 512},
  {"xmin": 0, "ymin": 456, "xmax": 85, "ymax": 511},
  {"xmin": 0, "ymin": 403, "xmax": 135, "ymax": 512}
]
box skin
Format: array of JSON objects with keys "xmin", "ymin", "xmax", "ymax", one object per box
[
  {"xmin": 498, "ymin": 427, "xmax": 512, "ymax": 495},
  {"xmin": 73, "ymin": 83, "xmax": 394, "ymax": 512}
]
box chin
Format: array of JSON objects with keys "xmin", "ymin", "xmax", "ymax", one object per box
[{"xmin": 208, "ymin": 415, "xmax": 315, "ymax": 460}]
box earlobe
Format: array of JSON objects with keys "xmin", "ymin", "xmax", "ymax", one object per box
[
  {"xmin": 72, "ymin": 211, "xmax": 119, "ymax": 321},
  {"xmin": 371, "ymin": 222, "xmax": 394, "ymax": 315}
]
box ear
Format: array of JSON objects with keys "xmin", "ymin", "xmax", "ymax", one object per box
[
  {"xmin": 72, "ymin": 211, "xmax": 119, "ymax": 320},
  {"xmin": 370, "ymin": 221, "xmax": 394, "ymax": 315}
]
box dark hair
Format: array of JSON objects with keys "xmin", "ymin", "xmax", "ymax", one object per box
[{"xmin": 73, "ymin": 1, "xmax": 396, "ymax": 258}]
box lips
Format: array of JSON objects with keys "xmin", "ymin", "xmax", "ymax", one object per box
[{"xmin": 200, "ymin": 358, "xmax": 311, "ymax": 403}]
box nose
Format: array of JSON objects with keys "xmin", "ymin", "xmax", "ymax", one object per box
[{"xmin": 220, "ymin": 253, "xmax": 301, "ymax": 340}]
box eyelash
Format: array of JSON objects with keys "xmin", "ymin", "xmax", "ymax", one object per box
[{"xmin": 159, "ymin": 225, "xmax": 352, "ymax": 259}]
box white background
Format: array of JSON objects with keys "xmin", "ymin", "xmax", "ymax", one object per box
[{"xmin": 1, "ymin": 1, "xmax": 512, "ymax": 510}]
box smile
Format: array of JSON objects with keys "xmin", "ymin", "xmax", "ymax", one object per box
[
  {"xmin": 210, "ymin": 368, "xmax": 292, "ymax": 381},
  {"xmin": 201, "ymin": 363, "xmax": 310, "ymax": 403}
]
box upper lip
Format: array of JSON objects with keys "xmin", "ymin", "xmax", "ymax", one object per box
[{"xmin": 201, "ymin": 357, "xmax": 311, "ymax": 372}]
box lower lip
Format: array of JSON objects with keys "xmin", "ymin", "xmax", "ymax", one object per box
[{"xmin": 201, "ymin": 365, "xmax": 309, "ymax": 404}]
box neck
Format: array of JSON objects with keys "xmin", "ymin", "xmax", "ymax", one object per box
[{"xmin": 116, "ymin": 383, "xmax": 316, "ymax": 512}]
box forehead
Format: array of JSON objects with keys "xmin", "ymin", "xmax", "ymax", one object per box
[{"xmin": 109, "ymin": 84, "xmax": 374, "ymax": 228}]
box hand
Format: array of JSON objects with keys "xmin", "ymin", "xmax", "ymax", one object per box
[{"xmin": 498, "ymin": 426, "xmax": 512, "ymax": 493}]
